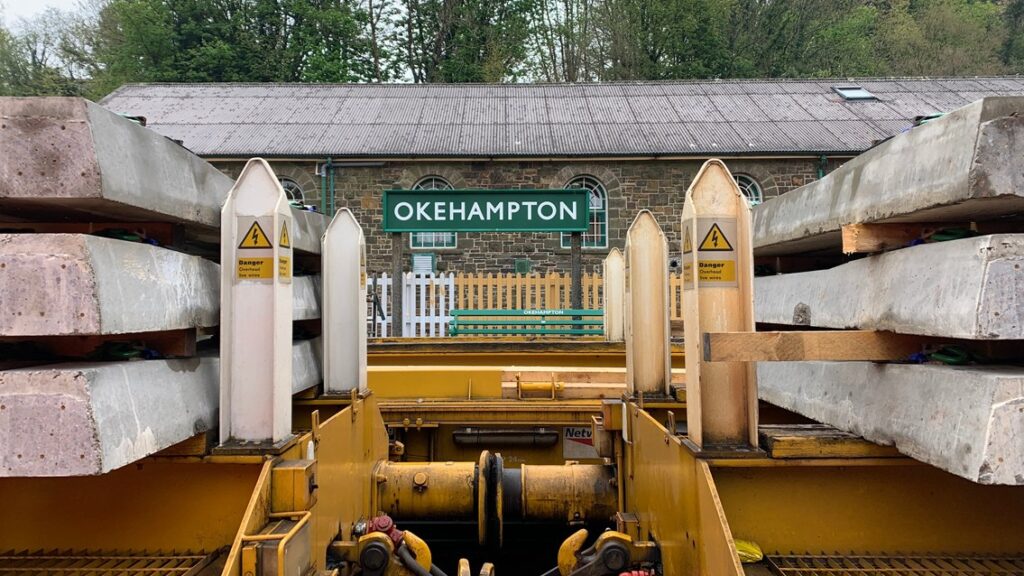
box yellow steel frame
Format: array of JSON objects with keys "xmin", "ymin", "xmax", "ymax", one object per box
[
  {"xmin": 0, "ymin": 460, "xmax": 263, "ymax": 552},
  {"xmin": 224, "ymin": 393, "xmax": 390, "ymax": 575},
  {"xmin": 623, "ymin": 402, "xmax": 1024, "ymax": 576}
]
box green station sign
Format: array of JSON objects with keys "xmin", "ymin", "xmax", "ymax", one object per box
[{"xmin": 382, "ymin": 189, "xmax": 589, "ymax": 233}]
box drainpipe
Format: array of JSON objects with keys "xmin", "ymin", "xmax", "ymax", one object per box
[
  {"xmin": 817, "ymin": 154, "xmax": 828, "ymax": 179},
  {"xmin": 331, "ymin": 159, "xmax": 338, "ymax": 216}
]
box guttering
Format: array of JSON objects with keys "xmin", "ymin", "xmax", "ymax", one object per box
[{"xmin": 204, "ymin": 153, "xmax": 859, "ymax": 163}]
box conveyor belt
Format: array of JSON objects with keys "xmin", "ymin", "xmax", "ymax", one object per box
[
  {"xmin": 0, "ymin": 550, "xmax": 219, "ymax": 575},
  {"xmin": 767, "ymin": 554, "xmax": 1024, "ymax": 575}
]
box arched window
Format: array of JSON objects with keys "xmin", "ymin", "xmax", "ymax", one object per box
[
  {"xmin": 278, "ymin": 177, "xmax": 305, "ymax": 203},
  {"xmin": 734, "ymin": 174, "xmax": 763, "ymax": 206},
  {"xmin": 410, "ymin": 176, "xmax": 457, "ymax": 249},
  {"xmin": 560, "ymin": 176, "xmax": 608, "ymax": 249}
]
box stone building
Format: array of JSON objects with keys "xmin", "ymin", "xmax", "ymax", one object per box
[{"xmin": 101, "ymin": 78, "xmax": 1024, "ymax": 274}]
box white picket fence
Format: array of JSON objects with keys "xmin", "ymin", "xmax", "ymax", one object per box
[{"xmin": 367, "ymin": 273, "xmax": 456, "ymax": 337}]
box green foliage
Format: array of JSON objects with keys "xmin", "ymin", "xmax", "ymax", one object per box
[{"xmin": 1, "ymin": 0, "xmax": 1021, "ymax": 96}]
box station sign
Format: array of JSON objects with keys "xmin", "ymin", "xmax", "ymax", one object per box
[{"xmin": 382, "ymin": 189, "xmax": 589, "ymax": 233}]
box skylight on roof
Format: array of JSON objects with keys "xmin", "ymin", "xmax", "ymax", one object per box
[{"xmin": 833, "ymin": 85, "xmax": 876, "ymax": 101}]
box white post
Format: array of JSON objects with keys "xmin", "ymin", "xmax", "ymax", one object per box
[
  {"xmin": 682, "ymin": 159, "xmax": 758, "ymax": 449},
  {"xmin": 322, "ymin": 208, "xmax": 367, "ymax": 394},
  {"xmin": 624, "ymin": 211, "xmax": 671, "ymax": 396},
  {"xmin": 219, "ymin": 158, "xmax": 293, "ymax": 446},
  {"xmin": 603, "ymin": 248, "xmax": 625, "ymax": 342}
]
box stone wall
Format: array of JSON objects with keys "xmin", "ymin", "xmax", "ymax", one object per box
[{"xmin": 215, "ymin": 157, "xmax": 840, "ymax": 274}]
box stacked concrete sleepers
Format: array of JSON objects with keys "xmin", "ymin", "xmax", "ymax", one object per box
[
  {"xmin": 751, "ymin": 97, "xmax": 1024, "ymax": 485},
  {"xmin": 0, "ymin": 97, "xmax": 328, "ymax": 477}
]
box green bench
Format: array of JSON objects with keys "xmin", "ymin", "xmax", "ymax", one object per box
[{"xmin": 448, "ymin": 309, "xmax": 604, "ymax": 336}]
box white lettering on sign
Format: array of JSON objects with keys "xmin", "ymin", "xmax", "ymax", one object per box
[
  {"xmin": 524, "ymin": 309, "xmax": 566, "ymax": 315},
  {"xmin": 395, "ymin": 202, "xmax": 414, "ymax": 221},
  {"xmin": 391, "ymin": 200, "xmax": 582, "ymax": 224}
]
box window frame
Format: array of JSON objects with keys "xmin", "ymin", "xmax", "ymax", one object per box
[
  {"xmin": 734, "ymin": 173, "xmax": 764, "ymax": 206},
  {"xmin": 409, "ymin": 176, "xmax": 458, "ymax": 250},
  {"xmin": 559, "ymin": 175, "xmax": 609, "ymax": 250},
  {"xmin": 278, "ymin": 177, "xmax": 305, "ymax": 203}
]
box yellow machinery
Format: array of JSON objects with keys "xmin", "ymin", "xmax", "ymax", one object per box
[{"xmin": 3, "ymin": 158, "xmax": 1024, "ymax": 576}]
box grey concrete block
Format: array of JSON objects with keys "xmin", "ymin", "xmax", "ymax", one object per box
[
  {"xmin": 758, "ymin": 361, "xmax": 1024, "ymax": 485},
  {"xmin": 0, "ymin": 357, "xmax": 219, "ymax": 476},
  {"xmin": 0, "ymin": 337, "xmax": 323, "ymax": 476},
  {"xmin": 0, "ymin": 97, "xmax": 328, "ymax": 254},
  {"xmin": 755, "ymin": 235, "xmax": 1024, "ymax": 339},
  {"xmin": 0, "ymin": 234, "xmax": 219, "ymax": 336},
  {"xmin": 753, "ymin": 97, "xmax": 1024, "ymax": 256},
  {"xmin": 290, "ymin": 208, "xmax": 329, "ymax": 256},
  {"xmin": 0, "ymin": 233, "xmax": 321, "ymax": 336},
  {"xmin": 0, "ymin": 98, "xmax": 231, "ymax": 226}
]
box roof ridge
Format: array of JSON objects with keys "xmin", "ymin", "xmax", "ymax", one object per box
[{"xmin": 110, "ymin": 75, "xmax": 1024, "ymax": 90}]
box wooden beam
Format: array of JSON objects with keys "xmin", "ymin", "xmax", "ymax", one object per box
[
  {"xmin": 155, "ymin": 431, "xmax": 213, "ymax": 457},
  {"xmin": 0, "ymin": 328, "xmax": 198, "ymax": 359},
  {"xmin": 758, "ymin": 424, "xmax": 900, "ymax": 459},
  {"xmin": 0, "ymin": 222, "xmax": 181, "ymax": 246},
  {"xmin": 841, "ymin": 223, "xmax": 948, "ymax": 254},
  {"xmin": 703, "ymin": 330, "xmax": 922, "ymax": 362}
]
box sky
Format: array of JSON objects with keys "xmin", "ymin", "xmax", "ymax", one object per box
[{"xmin": 1, "ymin": 0, "xmax": 80, "ymax": 27}]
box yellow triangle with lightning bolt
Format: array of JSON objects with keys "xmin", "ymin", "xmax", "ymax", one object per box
[
  {"xmin": 239, "ymin": 221, "xmax": 273, "ymax": 249},
  {"xmin": 699, "ymin": 223, "xmax": 733, "ymax": 251},
  {"xmin": 279, "ymin": 221, "xmax": 291, "ymax": 249}
]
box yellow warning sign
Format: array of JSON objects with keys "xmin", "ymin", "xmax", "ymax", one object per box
[
  {"xmin": 279, "ymin": 222, "xmax": 291, "ymax": 249},
  {"xmin": 239, "ymin": 221, "xmax": 273, "ymax": 249},
  {"xmin": 683, "ymin": 228, "xmax": 693, "ymax": 253},
  {"xmin": 699, "ymin": 223, "xmax": 733, "ymax": 251},
  {"xmin": 278, "ymin": 256, "xmax": 291, "ymax": 282},
  {"xmin": 237, "ymin": 257, "xmax": 273, "ymax": 279},
  {"xmin": 698, "ymin": 260, "xmax": 736, "ymax": 283}
]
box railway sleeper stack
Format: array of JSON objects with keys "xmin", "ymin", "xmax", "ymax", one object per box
[
  {"xmin": 0, "ymin": 97, "xmax": 328, "ymax": 476},
  {"xmin": 751, "ymin": 96, "xmax": 1024, "ymax": 485}
]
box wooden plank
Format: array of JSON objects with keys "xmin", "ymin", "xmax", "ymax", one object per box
[
  {"xmin": 501, "ymin": 367, "xmax": 685, "ymax": 385},
  {"xmin": 0, "ymin": 328, "xmax": 198, "ymax": 359},
  {"xmin": 842, "ymin": 221, "xmax": 1023, "ymax": 254},
  {"xmin": 0, "ymin": 222, "xmax": 180, "ymax": 246},
  {"xmin": 156, "ymin": 431, "xmax": 214, "ymax": 457},
  {"xmin": 758, "ymin": 424, "xmax": 901, "ymax": 459},
  {"xmin": 703, "ymin": 330, "xmax": 923, "ymax": 362}
]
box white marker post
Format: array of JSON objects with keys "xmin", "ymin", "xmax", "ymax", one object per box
[
  {"xmin": 219, "ymin": 158, "xmax": 294, "ymax": 447},
  {"xmin": 681, "ymin": 159, "xmax": 757, "ymax": 449},
  {"xmin": 603, "ymin": 248, "xmax": 625, "ymax": 342},
  {"xmin": 322, "ymin": 208, "xmax": 368, "ymax": 394},
  {"xmin": 624, "ymin": 211, "xmax": 671, "ymax": 396}
]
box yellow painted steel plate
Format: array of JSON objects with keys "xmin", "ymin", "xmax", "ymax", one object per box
[
  {"xmin": 0, "ymin": 551, "xmax": 219, "ymax": 575},
  {"xmin": 766, "ymin": 554, "xmax": 1024, "ymax": 575}
]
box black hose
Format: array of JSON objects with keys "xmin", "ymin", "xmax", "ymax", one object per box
[
  {"xmin": 429, "ymin": 564, "xmax": 450, "ymax": 576},
  {"xmin": 396, "ymin": 544, "xmax": 434, "ymax": 576}
]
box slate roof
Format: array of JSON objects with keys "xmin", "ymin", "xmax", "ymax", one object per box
[{"xmin": 100, "ymin": 77, "xmax": 1024, "ymax": 158}]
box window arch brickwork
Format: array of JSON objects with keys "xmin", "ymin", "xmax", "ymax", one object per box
[
  {"xmin": 410, "ymin": 175, "xmax": 457, "ymax": 249},
  {"xmin": 560, "ymin": 175, "xmax": 609, "ymax": 249}
]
